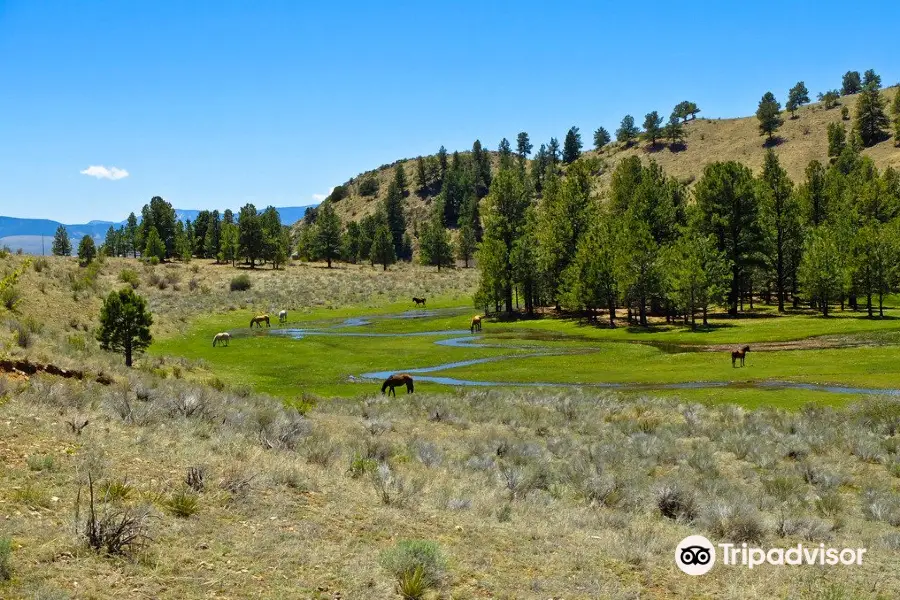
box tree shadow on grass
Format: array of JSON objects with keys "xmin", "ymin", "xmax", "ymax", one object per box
[{"xmin": 763, "ymin": 136, "xmax": 786, "ymax": 148}]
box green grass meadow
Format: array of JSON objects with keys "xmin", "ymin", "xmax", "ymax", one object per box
[{"xmin": 153, "ymin": 296, "xmax": 900, "ymax": 409}]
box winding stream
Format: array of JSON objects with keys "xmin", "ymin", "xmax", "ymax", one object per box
[{"xmin": 261, "ymin": 308, "xmax": 899, "ymax": 397}]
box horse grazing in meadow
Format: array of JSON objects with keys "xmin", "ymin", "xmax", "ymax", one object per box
[
  {"xmin": 381, "ymin": 373, "xmax": 414, "ymax": 396},
  {"xmin": 731, "ymin": 345, "xmax": 751, "ymax": 367},
  {"xmin": 212, "ymin": 332, "xmax": 231, "ymax": 347},
  {"xmin": 278, "ymin": 310, "xmax": 288, "ymax": 324},
  {"xmin": 470, "ymin": 315, "xmax": 482, "ymax": 334},
  {"xmin": 412, "ymin": 297, "xmax": 427, "ymax": 308},
  {"xmin": 250, "ymin": 314, "xmax": 270, "ymax": 328}
]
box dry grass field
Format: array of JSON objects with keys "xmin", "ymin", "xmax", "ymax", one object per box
[{"xmin": 1, "ymin": 255, "xmax": 899, "ymax": 599}]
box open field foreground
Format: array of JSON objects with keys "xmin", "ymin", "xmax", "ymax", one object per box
[{"xmin": 2, "ymin": 256, "xmax": 900, "ymax": 598}]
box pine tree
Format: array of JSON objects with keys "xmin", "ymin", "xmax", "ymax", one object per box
[
  {"xmin": 479, "ymin": 168, "xmax": 529, "ymax": 313},
  {"xmin": 841, "ymin": 71, "xmax": 862, "ymax": 95},
  {"xmin": 799, "ymin": 227, "xmax": 847, "ymax": 316},
  {"xmin": 756, "ymin": 92, "xmax": 783, "ymax": 140},
  {"xmin": 642, "ymin": 111, "xmax": 664, "ymax": 146},
  {"xmin": 204, "ymin": 210, "xmax": 221, "ymax": 261},
  {"xmin": 798, "ymin": 160, "xmax": 829, "ymax": 227},
  {"xmin": 786, "ymin": 81, "xmax": 810, "ymax": 118},
  {"xmin": 561, "ymin": 212, "xmax": 618, "ymax": 326},
  {"xmin": 547, "ymin": 137, "xmax": 560, "ymax": 164},
  {"xmin": 855, "ymin": 81, "xmax": 889, "ymax": 146},
  {"xmin": 662, "ymin": 231, "xmax": 730, "ymax": 328},
  {"xmin": 827, "ymin": 122, "xmax": 846, "ymax": 160},
  {"xmin": 471, "ymin": 140, "xmax": 492, "ymax": 197},
  {"xmin": 383, "ymin": 180, "xmax": 407, "ymax": 259},
  {"xmin": 393, "ymin": 162, "xmax": 407, "ymax": 193},
  {"xmin": 456, "ymin": 223, "xmax": 476, "ymax": 268},
  {"xmin": 616, "ymin": 115, "xmax": 639, "ymax": 146},
  {"xmin": 139, "ymin": 196, "xmax": 177, "ymax": 258},
  {"xmin": 419, "ymin": 200, "xmax": 453, "ymax": 271},
  {"xmin": 218, "ymin": 222, "xmax": 239, "ymax": 266},
  {"xmin": 143, "ymin": 227, "xmax": 165, "ymax": 262},
  {"xmin": 52, "ymin": 225, "xmax": 72, "ymax": 256},
  {"xmin": 665, "ymin": 112, "xmax": 685, "ymax": 147},
  {"xmin": 313, "ymin": 202, "xmax": 342, "ymax": 267},
  {"xmin": 96, "ymin": 288, "xmax": 153, "ymax": 367},
  {"xmin": 758, "ymin": 149, "xmax": 799, "ymax": 312},
  {"xmin": 562, "ymin": 126, "xmax": 582, "ymax": 163},
  {"xmin": 342, "ymin": 221, "xmax": 362, "ymax": 263},
  {"xmin": 593, "ymin": 127, "xmax": 611, "ymax": 152},
  {"xmin": 892, "ymin": 89, "xmax": 900, "ymax": 146},
  {"xmin": 863, "ymin": 69, "xmax": 881, "ymax": 89},
  {"xmin": 614, "ymin": 214, "xmax": 661, "ymax": 326},
  {"xmin": 437, "ymin": 145, "xmax": 448, "ymax": 186},
  {"xmin": 416, "ymin": 156, "xmax": 428, "ymax": 196},
  {"xmin": 818, "ymin": 90, "xmax": 841, "ymax": 109},
  {"xmin": 124, "ymin": 212, "xmax": 138, "ymax": 257},
  {"xmin": 238, "ymin": 203, "xmax": 264, "ymax": 267},
  {"xmin": 516, "ymin": 132, "xmax": 532, "ymax": 162},
  {"xmin": 531, "ymin": 144, "xmax": 549, "ymax": 193},
  {"xmin": 498, "ymin": 138, "xmax": 513, "ymax": 170},
  {"xmin": 77, "ymin": 235, "xmax": 96, "ymax": 264},
  {"xmin": 694, "ymin": 161, "xmax": 762, "ymax": 315},
  {"xmin": 370, "ymin": 224, "xmax": 396, "ymax": 271}
]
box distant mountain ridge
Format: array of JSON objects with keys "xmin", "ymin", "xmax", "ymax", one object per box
[{"xmin": 0, "ymin": 205, "xmax": 318, "ymax": 255}]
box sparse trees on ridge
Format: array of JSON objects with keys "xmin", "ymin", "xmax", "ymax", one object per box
[
  {"xmin": 786, "ymin": 81, "xmax": 810, "ymax": 118},
  {"xmin": 52, "ymin": 225, "xmax": 71, "ymax": 256},
  {"xmin": 616, "ymin": 115, "xmax": 640, "ymax": 146},
  {"xmin": 756, "ymin": 92, "xmax": 783, "ymax": 140}
]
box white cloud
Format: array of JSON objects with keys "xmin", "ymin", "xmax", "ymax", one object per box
[
  {"xmin": 80, "ymin": 165, "xmax": 129, "ymax": 180},
  {"xmin": 311, "ymin": 186, "xmax": 335, "ymax": 202}
]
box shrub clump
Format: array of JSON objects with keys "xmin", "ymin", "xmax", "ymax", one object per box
[
  {"xmin": 119, "ymin": 268, "xmax": 140, "ymax": 288},
  {"xmin": 0, "ymin": 536, "xmax": 11, "ymax": 581},
  {"xmin": 230, "ymin": 274, "xmax": 252, "ymax": 292},
  {"xmin": 380, "ymin": 539, "xmax": 446, "ymax": 597}
]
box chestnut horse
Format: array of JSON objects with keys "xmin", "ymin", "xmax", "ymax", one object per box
[
  {"xmin": 731, "ymin": 345, "xmax": 751, "ymax": 367},
  {"xmin": 412, "ymin": 297, "xmax": 427, "ymax": 307},
  {"xmin": 250, "ymin": 314, "xmax": 270, "ymax": 328},
  {"xmin": 212, "ymin": 332, "xmax": 231, "ymax": 347},
  {"xmin": 381, "ymin": 373, "xmax": 414, "ymax": 396},
  {"xmin": 470, "ymin": 315, "xmax": 482, "ymax": 334}
]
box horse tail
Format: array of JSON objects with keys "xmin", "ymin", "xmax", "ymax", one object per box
[{"xmin": 408, "ymin": 379, "xmax": 414, "ymax": 393}]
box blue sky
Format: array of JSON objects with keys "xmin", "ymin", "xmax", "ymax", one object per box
[{"xmin": 1, "ymin": 1, "xmax": 898, "ymax": 223}]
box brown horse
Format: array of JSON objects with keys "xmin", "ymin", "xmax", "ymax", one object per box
[
  {"xmin": 381, "ymin": 373, "xmax": 414, "ymax": 396},
  {"xmin": 470, "ymin": 315, "xmax": 482, "ymax": 334},
  {"xmin": 250, "ymin": 314, "xmax": 270, "ymax": 328},
  {"xmin": 731, "ymin": 345, "xmax": 751, "ymax": 367},
  {"xmin": 412, "ymin": 297, "xmax": 427, "ymax": 307}
]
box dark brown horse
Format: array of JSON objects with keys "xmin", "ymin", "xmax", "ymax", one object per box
[
  {"xmin": 250, "ymin": 314, "xmax": 270, "ymax": 328},
  {"xmin": 412, "ymin": 297, "xmax": 427, "ymax": 307},
  {"xmin": 731, "ymin": 345, "xmax": 750, "ymax": 367},
  {"xmin": 381, "ymin": 373, "xmax": 414, "ymax": 396}
]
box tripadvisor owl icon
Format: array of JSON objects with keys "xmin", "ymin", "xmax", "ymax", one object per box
[{"xmin": 676, "ymin": 535, "xmax": 716, "ymax": 575}]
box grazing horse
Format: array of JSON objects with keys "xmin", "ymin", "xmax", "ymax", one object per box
[
  {"xmin": 278, "ymin": 309, "xmax": 288, "ymax": 324},
  {"xmin": 412, "ymin": 297, "xmax": 427, "ymax": 308},
  {"xmin": 250, "ymin": 314, "xmax": 270, "ymax": 328},
  {"xmin": 381, "ymin": 373, "xmax": 414, "ymax": 396},
  {"xmin": 470, "ymin": 315, "xmax": 482, "ymax": 334},
  {"xmin": 731, "ymin": 345, "xmax": 751, "ymax": 367},
  {"xmin": 212, "ymin": 332, "xmax": 231, "ymax": 347}
]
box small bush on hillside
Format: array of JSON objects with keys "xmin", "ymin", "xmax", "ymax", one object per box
[
  {"xmin": 33, "ymin": 257, "xmax": 49, "ymax": 272},
  {"xmin": 165, "ymin": 488, "xmax": 199, "ymax": 518},
  {"xmin": 9, "ymin": 320, "xmax": 33, "ymax": 348},
  {"xmin": 359, "ymin": 177, "xmax": 379, "ymax": 197},
  {"xmin": 147, "ymin": 256, "xmax": 160, "ymax": 266},
  {"xmin": 380, "ymin": 539, "xmax": 446, "ymax": 596},
  {"xmin": 1, "ymin": 285, "xmax": 22, "ymax": 311},
  {"xmin": 80, "ymin": 476, "xmax": 151, "ymax": 555},
  {"xmin": 0, "ymin": 536, "xmax": 11, "ymax": 581},
  {"xmin": 119, "ymin": 268, "xmax": 140, "ymax": 288},
  {"xmin": 230, "ymin": 274, "xmax": 252, "ymax": 291},
  {"xmin": 27, "ymin": 454, "xmax": 55, "ymax": 472}
]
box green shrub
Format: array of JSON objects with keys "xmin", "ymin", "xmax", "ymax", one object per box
[
  {"xmin": 119, "ymin": 268, "xmax": 140, "ymax": 288},
  {"xmin": 148, "ymin": 256, "xmax": 160, "ymax": 266},
  {"xmin": 0, "ymin": 536, "xmax": 11, "ymax": 581},
  {"xmin": 1, "ymin": 285, "xmax": 21, "ymax": 311},
  {"xmin": 165, "ymin": 488, "xmax": 199, "ymax": 518},
  {"xmin": 380, "ymin": 540, "xmax": 446, "ymax": 594},
  {"xmin": 33, "ymin": 257, "xmax": 49, "ymax": 272},
  {"xmin": 359, "ymin": 177, "xmax": 379, "ymax": 197},
  {"xmin": 27, "ymin": 454, "xmax": 55, "ymax": 472},
  {"xmin": 230, "ymin": 274, "xmax": 252, "ymax": 291}
]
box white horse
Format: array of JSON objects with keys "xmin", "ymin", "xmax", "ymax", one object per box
[
  {"xmin": 212, "ymin": 332, "xmax": 231, "ymax": 347},
  {"xmin": 279, "ymin": 309, "xmax": 287, "ymax": 324}
]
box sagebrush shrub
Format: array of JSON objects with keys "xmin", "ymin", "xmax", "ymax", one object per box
[
  {"xmin": 230, "ymin": 274, "xmax": 252, "ymax": 291},
  {"xmin": 380, "ymin": 539, "xmax": 446, "ymax": 593}
]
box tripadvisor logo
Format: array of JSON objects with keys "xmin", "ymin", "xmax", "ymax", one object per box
[
  {"xmin": 676, "ymin": 535, "xmax": 716, "ymax": 575},
  {"xmin": 675, "ymin": 536, "xmax": 867, "ymax": 575}
]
